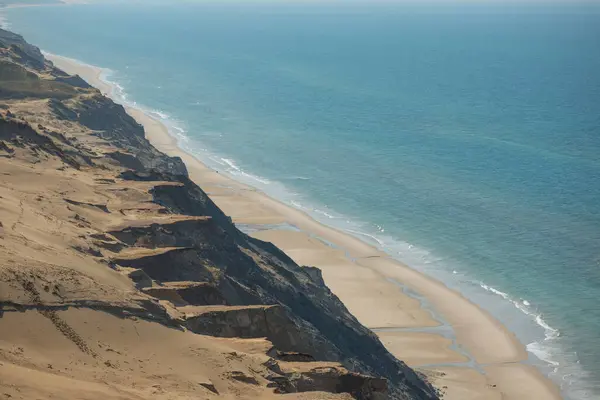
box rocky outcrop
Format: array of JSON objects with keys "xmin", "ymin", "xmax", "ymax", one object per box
[
  {"xmin": 263, "ymin": 359, "xmax": 387, "ymax": 400},
  {"xmin": 302, "ymin": 265, "xmax": 326, "ymax": 286},
  {"xmin": 55, "ymin": 93, "xmax": 188, "ymax": 176},
  {"xmin": 0, "ymin": 28, "xmax": 45, "ymax": 69},
  {"xmin": 0, "ymin": 29, "xmax": 89, "ymax": 99},
  {"xmin": 181, "ymin": 305, "xmax": 333, "ymax": 357},
  {"xmin": 126, "ymin": 268, "xmax": 154, "ymax": 289},
  {"xmin": 143, "ymin": 281, "xmax": 228, "ymax": 306},
  {"xmin": 0, "ymin": 116, "xmax": 92, "ymax": 169},
  {"xmin": 106, "ymin": 147, "xmax": 436, "ymax": 400},
  {"xmin": 268, "ymin": 350, "xmax": 316, "ymax": 362}
]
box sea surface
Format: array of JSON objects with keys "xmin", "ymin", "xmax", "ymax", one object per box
[{"xmin": 4, "ymin": 1, "xmax": 600, "ymax": 398}]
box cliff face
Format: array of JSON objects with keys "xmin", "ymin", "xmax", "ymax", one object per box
[{"xmin": 0, "ymin": 28, "xmax": 438, "ymax": 400}]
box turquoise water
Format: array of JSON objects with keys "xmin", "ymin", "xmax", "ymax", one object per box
[{"xmin": 5, "ymin": 2, "xmax": 600, "ymax": 398}]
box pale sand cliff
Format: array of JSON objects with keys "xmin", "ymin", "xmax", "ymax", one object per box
[
  {"xmin": 48, "ymin": 53, "xmax": 563, "ymax": 400},
  {"xmin": 3, "ymin": 30, "xmax": 441, "ymax": 400}
]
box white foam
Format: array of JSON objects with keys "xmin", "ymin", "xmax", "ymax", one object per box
[
  {"xmin": 528, "ymin": 340, "xmax": 561, "ymax": 367},
  {"xmin": 148, "ymin": 109, "xmax": 170, "ymax": 120},
  {"xmin": 217, "ymin": 158, "xmax": 271, "ymax": 185},
  {"xmin": 480, "ymin": 283, "xmax": 511, "ymax": 300},
  {"xmin": 171, "ymin": 125, "xmax": 185, "ymax": 134},
  {"xmin": 478, "ymin": 282, "xmax": 565, "ymax": 369},
  {"xmin": 314, "ymin": 209, "xmax": 335, "ymax": 219},
  {"xmin": 221, "ymin": 158, "xmax": 240, "ymax": 172},
  {"xmin": 344, "ymin": 228, "xmax": 386, "ymax": 247},
  {"xmin": 100, "ymin": 70, "xmax": 128, "ymax": 103},
  {"xmin": 290, "ymin": 200, "xmax": 304, "ymax": 209},
  {"xmin": 240, "ymin": 171, "xmax": 271, "ymax": 185},
  {"xmin": 210, "ymin": 157, "xmax": 227, "ymax": 167},
  {"xmin": 471, "ymin": 284, "xmax": 595, "ymax": 398}
]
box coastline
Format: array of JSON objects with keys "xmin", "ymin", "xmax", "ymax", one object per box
[{"xmin": 47, "ymin": 53, "xmax": 563, "ymax": 400}]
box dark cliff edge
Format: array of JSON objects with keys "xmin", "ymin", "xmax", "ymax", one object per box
[{"xmin": 0, "ymin": 28, "xmax": 439, "ymax": 400}]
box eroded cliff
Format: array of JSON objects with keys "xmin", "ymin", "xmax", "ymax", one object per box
[{"xmin": 0, "ymin": 28, "xmax": 439, "ymax": 400}]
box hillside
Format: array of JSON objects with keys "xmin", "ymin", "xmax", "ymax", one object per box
[{"xmin": 0, "ymin": 28, "xmax": 439, "ymax": 400}]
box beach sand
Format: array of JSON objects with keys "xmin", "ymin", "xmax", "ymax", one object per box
[{"xmin": 48, "ymin": 53, "xmax": 563, "ymax": 400}]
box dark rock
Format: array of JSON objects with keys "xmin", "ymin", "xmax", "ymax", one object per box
[
  {"xmin": 263, "ymin": 361, "xmax": 388, "ymax": 400},
  {"xmin": 72, "ymin": 245, "xmax": 102, "ymax": 257},
  {"xmin": 64, "ymin": 198, "xmax": 110, "ymax": 213},
  {"xmin": 54, "ymin": 74, "xmax": 91, "ymax": 89},
  {"xmin": 106, "ymin": 151, "xmax": 146, "ymax": 171},
  {"xmin": 183, "ymin": 305, "xmax": 336, "ymax": 359},
  {"xmin": 269, "ymin": 350, "xmax": 316, "ymax": 362},
  {"xmin": 113, "ymin": 247, "xmax": 216, "ymax": 283},
  {"xmin": 126, "ymin": 269, "xmax": 153, "ymax": 289},
  {"xmin": 0, "ymin": 117, "xmax": 84, "ymax": 169},
  {"xmin": 0, "ymin": 140, "xmax": 14, "ymax": 155},
  {"xmin": 0, "ymin": 28, "xmax": 45, "ymax": 69},
  {"xmin": 198, "ymin": 382, "xmax": 218, "ymax": 394},
  {"xmin": 112, "ymin": 172, "xmax": 438, "ymax": 398},
  {"xmin": 141, "ymin": 287, "xmax": 187, "ymax": 306},
  {"xmin": 228, "ymin": 371, "xmax": 260, "ymax": 385},
  {"xmin": 142, "ymin": 282, "xmax": 227, "ymax": 306},
  {"xmin": 302, "ymin": 266, "xmax": 326, "ymax": 286},
  {"xmin": 48, "ymin": 99, "xmax": 77, "ymax": 120}
]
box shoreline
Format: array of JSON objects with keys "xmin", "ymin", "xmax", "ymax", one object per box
[{"xmin": 47, "ymin": 53, "xmax": 563, "ymax": 400}]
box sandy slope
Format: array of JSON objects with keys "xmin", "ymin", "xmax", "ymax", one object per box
[
  {"xmin": 0, "ymin": 99, "xmax": 366, "ymax": 400},
  {"xmin": 0, "ymin": 116, "xmax": 326, "ymax": 400},
  {"xmin": 1, "ymin": 37, "xmax": 409, "ymax": 399},
  {"xmin": 2, "ymin": 309, "xmax": 342, "ymax": 400}
]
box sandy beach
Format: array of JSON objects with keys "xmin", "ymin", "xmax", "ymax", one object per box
[{"xmin": 47, "ymin": 53, "xmax": 563, "ymax": 400}]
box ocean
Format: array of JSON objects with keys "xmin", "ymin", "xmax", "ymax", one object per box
[{"xmin": 4, "ymin": 1, "xmax": 600, "ymax": 398}]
